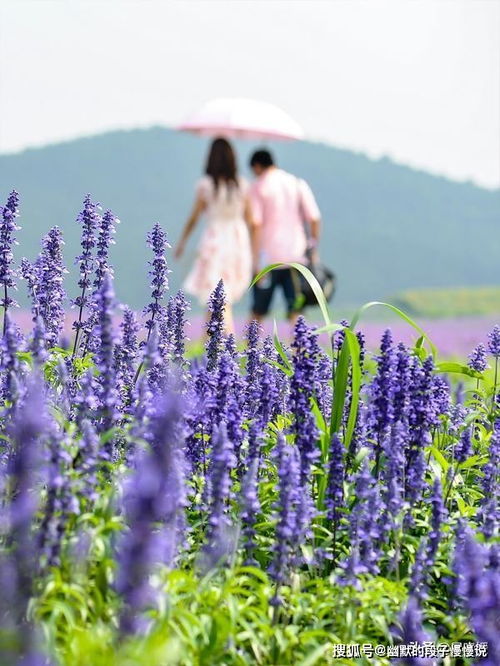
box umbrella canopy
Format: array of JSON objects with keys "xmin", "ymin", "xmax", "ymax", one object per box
[{"xmin": 178, "ymin": 97, "xmax": 304, "ymax": 141}]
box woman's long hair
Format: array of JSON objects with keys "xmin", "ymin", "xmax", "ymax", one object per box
[{"xmin": 205, "ymin": 137, "xmax": 238, "ymax": 192}]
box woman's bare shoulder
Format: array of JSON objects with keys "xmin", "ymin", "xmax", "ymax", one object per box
[{"xmin": 195, "ymin": 176, "xmax": 214, "ymax": 199}]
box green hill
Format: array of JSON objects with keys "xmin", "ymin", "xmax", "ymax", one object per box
[
  {"xmin": 1, "ymin": 127, "xmax": 499, "ymax": 311},
  {"xmin": 393, "ymin": 286, "xmax": 500, "ymax": 318}
]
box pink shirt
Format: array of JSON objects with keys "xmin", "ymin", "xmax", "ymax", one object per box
[{"xmin": 249, "ymin": 168, "xmax": 321, "ymax": 265}]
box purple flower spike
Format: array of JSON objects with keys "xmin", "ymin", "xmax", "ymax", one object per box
[
  {"xmin": 158, "ymin": 291, "xmax": 190, "ymax": 377},
  {"xmin": 143, "ymin": 324, "xmax": 166, "ymax": 394},
  {"xmin": 382, "ymin": 422, "xmax": 406, "ymax": 536},
  {"xmin": 368, "ymin": 329, "xmax": 397, "ymax": 445},
  {"xmin": 206, "ymin": 279, "xmax": 226, "ymax": 372},
  {"xmin": 71, "ymin": 195, "xmax": 101, "ymax": 356},
  {"xmin": 409, "ymin": 538, "xmax": 429, "ymax": 602},
  {"xmin": 288, "ymin": 317, "xmax": 321, "ymax": 547},
  {"xmin": 431, "ymin": 374, "xmax": 450, "ymax": 418},
  {"xmin": 453, "ymin": 532, "xmax": 500, "ymax": 665},
  {"xmin": 240, "ymin": 457, "xmax": 260, "ymax": 565},
  {"xmin": 79, "ymin": 210, "xmax": 119, "ymax": 354},
  {"xmin": 455, "ymin": 426, "xmax": 473, "ymax": 463},
  {"xmin": 337, "ymin": 544, "xmax": 368, "ymax": 589},
  {"xmin": 30, "ymin": 316, "xmax": 49, "ymax": 366},
  {"xmin": 76, "ymin": 419, "xmax": 100, "ymax": 503},
  {"xmin": 143, "ymin": 223, "xmax": 170, "ymax": 335},
  {"xmin": 38, "ymin": 425, "xmax": 79, "ymax": 571},
  {"xmin": 94, "ymin": 273, "xmax": 118, "ymax": 450},
  {"xmin": 290, "ymin": 316, "xmax": 320, "ymax": 479},
  {"xmin": 202, "ymin": 423, "xmax": 237, "ymax": 569},
  {"xmin": 481, "ymin": 422, "xmax": 500, "ymax": 500},
  {"xmin": 0, "ymin": 190, "xmax": 21, "ymax": 328},
  {"xmin": 426, "ymin": 477, "xmax": 446, "ymax": 566},
  {"xmin": 332, "ymin": 319, "xmax": 349, "ymax": 353},
  {"xmin": 468, "ymin": 343, "xmax": 488, "ymax": 373},
  {"xmin": 20, "ymin": 258, "xmax": 40, "ymax": 322},
  {"xmin": 393, "ymin": 343, "xmax": 411, "ymax": 424},
  {"xmin": 37, "ymin": 227, "xmax": 66, "ymax": 347},
  {"xmin": 269, "ymin": 435, "xmax": 301, "ymax": 595},
  {"xmin": 251, "ymin": 336, "xmax": 280, "ymax": 431},
  {"xmin": 344, "ymin": 459, "xmax": 383, "ymax": 577},
  {"xmin": 214, "ymin": 348, "xmax": 246, "ymax": 460},
  {"xmin": 117, "ymin": 392, "xmax": 185, "ymax": 634},
  {"xmin": 478, "ymin": 421, "xmax": 500, "ymax": 536},
  {"xmin": 184, "ymin": 362, "xmax": 217, "ymax": 470},
  {"xmin": 0, "ymin": 312, "xmax": 21, "ymax": 403},
  {"xmin": 487, "ymin": 325, "xmax": 500, "ymax": 358},
  {"xmin": 326, "ymin": 433, "xmax": 344, "ymax": 535},
  {"xmin": 172, "ymin": 291, "xmax": 190, "ymax": 370},
  {"xmin": 115, "ymin": 307, "xmax": 140, "ymax": 413},
  {"xmin": 393, "ymin": 596, "xmax": 434, "ymax": 665},
  {"xmin": 245, "ymin": 320, "xmax": 262, "ymax": 410},
  {"xmin": 4, "ymin": 376, "xmax": 48, "ymax": 660},
  {"xmin": 94, "ymin": 209, "xmax": 118, "ymax": 288}
]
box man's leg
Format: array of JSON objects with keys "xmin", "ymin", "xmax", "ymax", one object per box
[
  {"xmin": 250, "ymin": 276, "xmax": 274, "ymax": 324},
  {"xmin": 251, "ymin": 311, "xmax": 266, "ymax": 324},
  {"xmin": 280, "ymin": 268, "xmax": 302, "ymax": 324}
]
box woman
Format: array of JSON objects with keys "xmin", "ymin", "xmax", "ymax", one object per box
[{"xmin": 175, "ymin": 138, "xmax": 254, "ymax": 334}]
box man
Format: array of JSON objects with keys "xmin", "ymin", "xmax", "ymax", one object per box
[{"xmin": 248, "ymin": 149, "xmax": 321, "ymax": 322}]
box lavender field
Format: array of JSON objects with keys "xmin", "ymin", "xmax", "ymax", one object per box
[
  {"xmin": 202, "ymin": 316, "xmax": 500, "ymax": 360},
  {"xmin": 0, "ymin": 191, "xmax": 499, "ymax": 665},
  {"xmin": 11, "ymin": 312, "xmax": 496, "ymax": 361}
]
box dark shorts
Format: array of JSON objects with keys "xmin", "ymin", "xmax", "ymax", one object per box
[{"xmin": 252, "ymin": 268, "xmax": 301, "ymax": 317}]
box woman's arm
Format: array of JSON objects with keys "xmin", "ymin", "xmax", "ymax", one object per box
[{"xmin": 174, "ymin": 196, "xmax": 206, "ymax": 259}]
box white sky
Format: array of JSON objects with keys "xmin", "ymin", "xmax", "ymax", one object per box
[{"xmin": 1, "ymin": 0, "xmax": 499, "ymax": 188}]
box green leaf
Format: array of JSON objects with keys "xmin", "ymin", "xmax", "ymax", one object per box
[
  {"xmin": 437, "ymin": 362, "xmax": 482, "ymax": 379},
  {"xmin": 287, "ymin": 262, "xmax": 331, "ymax": 326},
  {"xmin": 273, "ymin": 320, "xmax": 292, "ymax": 372},
  {"xmin": 354, "ymin": 446, "xmax": 372, "ymax": 467},
  {"xmin": 330, "ymin": 327, "xmax": 361, "ymax": 451},
  {"xmin": 430, "ymin": 447, "xmax": 449, "ymax": 474},
  {"xmin": 296, "ymin": 644, "xmax": 331, "ymax": 666},
  {"xmin": 251, "ymin": 263, "xmax": 331, "ymax": 327},
  {"xmin": 458, "ymin": 454, "xmax": 484, "ymax": 470},
  {"xmin": 317, "ymin": 300, "xmax": 436, "ymax": 357},
  {"xmin": 456, "ymin": 495, "xmax": 476, "ymax": 517},
  {"xmin": 266, "ymin": 358, "xmax": 292, "ymax": 376},
  {"xmin": 310, "ymin": 397, "xmax": 328, "ymax": 438}
]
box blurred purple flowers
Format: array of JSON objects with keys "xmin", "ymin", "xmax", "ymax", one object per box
[{"xmin": 0, "ymin": 189, "xmax": 499, "ymax": 660}]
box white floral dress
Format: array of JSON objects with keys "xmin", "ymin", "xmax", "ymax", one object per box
[{"xmin": 183, "ymin": 176, "xmax": 252, "ymax": 305}]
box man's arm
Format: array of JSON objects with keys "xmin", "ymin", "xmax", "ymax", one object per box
[
  {"xmin": 251, "ymin": 223, "xmax": 262, "ymax": 275},
  {"xmin": 309, "ymin": 217, "xmax": 321, "ymax": 246},
  {"xmin": 243, "ymin": 196, "xmax": 260, "ymax": 275},
  {"xmin": 299, "ymin": 179, "xmax": 322, "ymax": 257},
  {"xmin": 247, "ymin": 187, "xmax": 265, "ymax": 274}
]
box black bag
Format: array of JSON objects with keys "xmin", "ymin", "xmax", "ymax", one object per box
[
  {"xmin": 296, "ymin": 249, "xmax": 337, "ymax": 307},
  {"xmin": 294, "ymin": 178, "xmax": 337, "ymax": 307}
]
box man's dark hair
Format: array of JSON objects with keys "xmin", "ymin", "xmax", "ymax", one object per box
[{"xmin": 249, "ymin": 149, "xmax": 275, "ymax": 169}]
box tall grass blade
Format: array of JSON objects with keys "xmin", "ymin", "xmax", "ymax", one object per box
[
  {"xmin": 251, "ymin": 263, "xmax": 331, "ymax": 327},
  {"xmin": 330, "ymin": 328, "xmax": 361, "ymax": 449}
]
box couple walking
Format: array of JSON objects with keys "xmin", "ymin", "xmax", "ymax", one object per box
[{"xmin": 175, "ymin": 138, "xmax": 321, "ymax": 332}]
